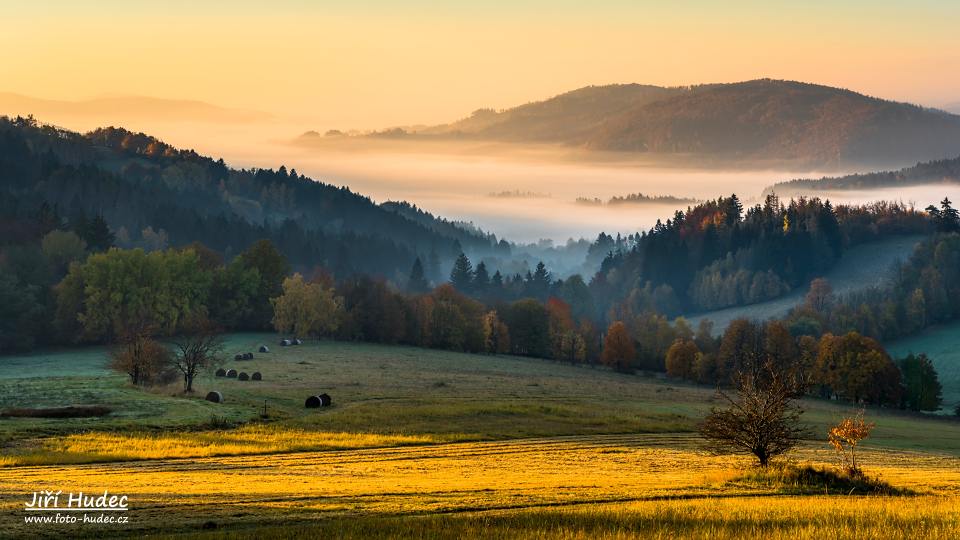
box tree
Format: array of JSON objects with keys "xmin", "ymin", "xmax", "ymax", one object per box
[
  {"xmin": 170, "ymin": 315, "xmax": 224, "ymax": 392},
  {"xmin": 815, "ymin": 332, "xmax": 902, "ymax": 405},
  {"xmin": 41, "ymin": 230, "xmax": 86, "ymax": 274},
  {"xmin": 803, "ymin": 278, "xmax": 834, "ymax": 313},
  {"xmin": 665, "ymin": 339, "xmax": 699, "ymax": 380},
  {"xmin": 63, "ymin": 248, "xmax": 211, "ymax": 341},
  {"xmin": 473, "ymin": 261, "xmax": 491, "ymax": 293},
  {"xmin": 208, "ymin": 260, "xmax": 260, "ymax": 329},
  {"xmin": 828, "ymin": 410, "xmax": 874, "ymax": 474},
  {"xmin": 449, "ymin": 252, "xmax": 473, "ymax": 292},
  {"xmin": 601, "ymin": 321, "xmax": 635, "ymax": 372},
  {"xmin": 0, "ymin": 271, "xmax": 45, "ymax": 353},
  {"xmin": 503, "ymin": 298, "xmax": 550, "ymax": 357},
  {"xmin": 407, "ymin": 257, "xmax": 429, "ymax": 293},
  {"xmin": 898, "ymin": 353, "xmax": 943, "ymax": 411},
  {"xmin": 84, "ymin": 214, "xmax": 115, "ymax": 252},
  {"xmin": 271, "ymin": 273, "xmax": 343, "ymax": 339},
  {"xmin": 927, "ymin": 197, "xmax": 960, "ymax": 233},
  {"xmin": 700, "ymin": 363, "xmax": 807, "ymax": 467},
  {"xmin": 237, "ymin": 239, "xmax": 291, "ymax": 329},
  {"xmin": 110, "ymin": 325, "xmax": 175, "ymax": 387},
  {"xmin": 481, "ymin": 310, "xmax": 510, "ymax": 354}
]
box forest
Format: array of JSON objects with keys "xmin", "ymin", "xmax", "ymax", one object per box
[{"xmin": 0, "ymin": 115, "xmax": 954, "ymax": 416}]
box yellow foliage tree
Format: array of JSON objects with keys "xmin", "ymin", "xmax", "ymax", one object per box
[
  {"xmin": 828, "ymin": 410, "xmax": 874, "ymax": 474},
  {"xmin": 270, "ymin": 273, "xmax": 343, "ymax": 339}
]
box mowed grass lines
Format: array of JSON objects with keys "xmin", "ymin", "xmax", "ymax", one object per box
[
  {"xmin": 168, "ymin": 496, "xmax": 960, "ymax": 540},
  {"xmin": 0, "ymin": 425, "xmax": 444, "ymax": 466},
  {"xmin": 1, "ymin": 434, "xmax": 957, "ymax": 539}
]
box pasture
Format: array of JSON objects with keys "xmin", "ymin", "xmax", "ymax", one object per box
[
  {"xmin": 686, "ymin": 235, "xmax": 924, "ymax": 332},
  {"xmin": 888, "ymin": 321, "xmax": 960, "ymax": 413},
  {"xmin": 1, "ymin": 335, "xmax": 959, "ymax": 538}
]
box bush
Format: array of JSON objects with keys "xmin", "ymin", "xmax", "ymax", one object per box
[{"xmin": 729, "ymin": 463, "xmax": 908, "ymax": 495}]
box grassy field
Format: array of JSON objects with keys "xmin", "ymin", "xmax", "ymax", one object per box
[
  {"xmin": 888, "ymin": 321, "xmax": 960, "ymax": 414},
  {"xmin": 2, "ymin": 335, "xmax": 960, "ymax": 538},
  {"xmin": 686, "ymin": 235, "xmax": 924, "ymax": 332}
]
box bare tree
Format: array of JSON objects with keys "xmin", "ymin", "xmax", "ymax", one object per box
[
  {"xmin": 700, "ymin": 362, "xmax": 808, "ymax": 467},
  {"xmin": 170, "ymin": 315, "xmax": 224, "ymax": 392}
]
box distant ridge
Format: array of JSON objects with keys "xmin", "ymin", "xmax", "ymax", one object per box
[
  {"xmin": 764, "ymin": 155, "xmax": 960, "ymax": 196},
  {"xmin": 329, "ymin": 79, "xmax": 960, "ymax": 169},
  {"xmin": 0, "ymin": 92, "xmax": 271, "ymax": 124}
]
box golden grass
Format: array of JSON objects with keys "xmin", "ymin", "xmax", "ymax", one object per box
[
  {"xmin": 0, "ymin": 425, "xmax": 444, "ymax": 466},
  {"xmin": 2, "ymin": 434, "xmax": 958, "ymax": 538},
  {"xmin": 168, "ymin": 496, "xmax": 960, "ymax": 539}
]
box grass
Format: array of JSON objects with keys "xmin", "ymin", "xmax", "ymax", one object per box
[
  {"xmin": 887, "ymin": 320, "xmax": 960, "ymax": 414},
  {"xmin": 2, "ymin": 334, "xmax": 960, "ymax": 537},
  {"xmin": 686, "ymin": 235, "xmax": 924, "ymax": 333},
  {"xmin": 0, "ymin": 425, "xmax": 443, "ymax": 466},
  {"xmin": 728, "ymin": 463, "xmax": 907, "ymax": 495},
  {"xmin": 1, "ymin": 434, "xmax": 957, "ymax": 538},
  {"xmin": 162, "ymin": 496, "xmax": 960, "ymax": 540}
]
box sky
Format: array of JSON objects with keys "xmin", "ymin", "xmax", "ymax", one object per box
[{"xmin": 3, "ymin": 0, "xmax": 960, "ymax": 130}]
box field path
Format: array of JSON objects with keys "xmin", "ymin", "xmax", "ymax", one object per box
[{"xmin": 2, "ymin": 433, "xmax": 958, "ymax": 537}]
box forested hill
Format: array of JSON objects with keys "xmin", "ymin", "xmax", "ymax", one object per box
[
  {"xmin": 0, "ymin": 116, "xmax": 498, "ymax": 280},
  {"xmin": 765, "ymin": 155, "xmax": 960, "ymax": 196},
  {"xmin": 360, "ymin": 79, "xmax": 960, "ymax": 168}
]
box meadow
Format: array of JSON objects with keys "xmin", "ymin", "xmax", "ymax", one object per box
[
  {"xmin": 686, "ymin": 235, "xmax": 923, "ymax": 332},
  {"xmin": 1, "ymin": 336, "xmax": 959, "ymax": 538}
]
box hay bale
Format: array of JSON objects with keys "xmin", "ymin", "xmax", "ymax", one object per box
[
  {"xmin": 226, "ymin": 369, "xmax": 238, "ymax": 378},
  {"xmin": 259, "ymin": 345, "xmax": 269, "ymax": 353},
  {"xmin": 215, "ymin": 368, "xmax": 226, "ymax": 377},
  {"xmin": 234, "ymin": 354, "xmax": 243, "ymax": 361},
  {"xmin": 280, "ymin": 339, "xmax": 291, "ymax": 346},
  {"xmin": 238, "ymin": 372, "xmax": 250, "ymax": 381},
  {"xmin": 205, "ymin": 391, "xmax": 223, "ymax": 403},
  {"xmin": 244, "ymin": 352, "xmax": 254, "ymax": 360},
  {"xmin": 293, "ymin": 338, "xmax": 303, "ymax": 345},
  {"xmin": 305, "ymin": 393, "xmax": 332, "ymax": 408},
  {"xmin": 252, "ymin": 372, "xmax": 262, "ymax": 381}
]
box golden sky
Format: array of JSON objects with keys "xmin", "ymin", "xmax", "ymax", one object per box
[{"xmin": 3, "ymin": 1, "xmax": 959, "ymax": 129}]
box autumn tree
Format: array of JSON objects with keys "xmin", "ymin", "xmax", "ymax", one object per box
[
  {"xmin": 815, "ymin": 332, "xmax": 902, "ymax": 405},
  {"xmin": 271, "ymin": 273, "xmax": 343, "ymax": 339},
  {"xmin": 828, "ymin": 410, "xmax": 874, "ymax": 474},
  {"xmin": 665, "ymin": 338, "xmax": 700, "ymax": 379},
  {"xmin": 601, "ymin": 321, "xmax": 635, "ymax": 372},
  {"xmin": 170, "ymin": 315, "xmax": 224, "ymax": 392},
  {"xmin": 700, "ymin": 362, "xmax": 807, "ymax": 467},
  {"xmin": 481, "ymin": 310, "xmax": 510, "ymax": 354},
  {"xmin": 110, "ymin": 320, "xmax": 175, "ymax": 387}
]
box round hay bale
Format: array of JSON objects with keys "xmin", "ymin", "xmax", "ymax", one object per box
[
  {"xmin": 305, "ymin": 395, "xmax": 322, "ymax": 408},
  {"xmin": 205, "ymin": 391, "xmax": 223, "ymax": 403},
  {"xmin": 215, "ymin": 368, "xmax": 226, "ymax": 377},
  {"xmin": 238, "ymin": 372, "xmax": 250, "ymax": 381},
  {"xmin": 251, "ymin": 372, "xmax": 262, "ymax": 381},
  {"xmin": 234, "ymin": 354, "xmax": 243, "ymax": 361},
  {"xmin": 318, "ymin": 393, "xmax": 332, "ymax": 406},
  {"xmin": 244, "ymin": 352, "xmax": 254, "ymax": 360},
  {"xmin": 259, "ymin": 345, "xmax": 269, "ymax": 353},
  {"xmin": 226, "ymin": 369, "xmax": 238, "ymax": 378},
  {"xmin": 280, "ymin": 339, "xmax": 291, "ymax": 347},
  {"xmin": 293, "ymin": 338, "xmax": 303, "ymax": 345}
]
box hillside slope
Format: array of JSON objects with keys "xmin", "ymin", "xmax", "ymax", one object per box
[
  {"xmin": 0, "ymin": 117, "xmax": 497, "ymax": 279},
  {"xmin": 766, "ymin": 155, "xmax": 960, "ymax": 196},
  {"xmin": 685, "ymin": 235, "xmax": 924, "ymax": 333},
  {"xmin": 382, "ymin": 80, "xmax": 960, "ymax": 168}
]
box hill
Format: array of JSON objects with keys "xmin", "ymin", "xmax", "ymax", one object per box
[
  {"xmin": 0, "ymin": 116, "xmax": 499, "ymax": 281},
  {"xmin": 0, "ymin": 92, "xmax": 271, "ymax": 124},
  {"xmin": 684, "ymin": 235, "xmax": 925, "ymax": 333},
  {"xmin": 765, "ymin": 155, "xmax": 960, "ymax": 196},
  {"xmin": 358, "ymin": 80, "xmax": 960, "ymax": 168}
]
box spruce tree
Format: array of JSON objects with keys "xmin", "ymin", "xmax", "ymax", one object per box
[
  {"xmin": 449, "ymin": 253, "xmax": 473, "ymax": 292},
  {"xmin": 473, "ymin": 261, "xmax": 490, "ymax": 292},
  {"xmin": 407, "ymin": 257, "xmax": 429, "ymax": 293}
]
